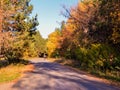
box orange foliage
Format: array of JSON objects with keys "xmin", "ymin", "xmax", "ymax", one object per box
[
  {"xmin": 0, "ymin": 0, "xmax": 15, "ymax": 53},
  {"xmin": 57, "ymin": 0, "xmax": 98, "ymax": 56}
]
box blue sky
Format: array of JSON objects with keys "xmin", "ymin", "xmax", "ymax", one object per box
[{"xmin": 30, "ymin": 0, "xmax": 78, "ymax": 38}]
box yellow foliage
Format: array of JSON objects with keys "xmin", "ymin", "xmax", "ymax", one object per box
[{"xmin": 46, "ymin": 30, "xmax": 60, "ymax": 57}]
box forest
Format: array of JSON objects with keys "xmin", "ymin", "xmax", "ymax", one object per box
[
  {"xmin": 47, "ymin": 0, "xmax": 120, "ymax": 81},
  {"xmin": 0, "ymin": 0, "xmax": 120, "ymax": 83}
]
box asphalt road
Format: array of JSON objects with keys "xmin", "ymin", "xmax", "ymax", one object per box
[{"xmin": 0, "ymin": 58, "xmax": 120, "ymax": 90}]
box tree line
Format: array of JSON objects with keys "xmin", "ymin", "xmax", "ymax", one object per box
[
  {"xmin": 0, "ymin": 0, "xmax": 46, "ymax": 64},
  {"xmin": 47, "ymin": 0, "xmax": 120, "ymax": 80}
]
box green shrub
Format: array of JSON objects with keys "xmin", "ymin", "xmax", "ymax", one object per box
[
  {"xmin": 72, "ymin": 44, "xmax": 120, "ymax": 71},
  {"xmin": 5, "ymin": 48, "xmax": 23, "ymax": 63}
]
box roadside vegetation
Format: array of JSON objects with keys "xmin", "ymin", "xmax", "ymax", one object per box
[
  {"xmin": 0, "ymin": 0, "xmax": 120, "ymax": 84},
  {"xmin": 0, "ymin": 0, "xmax": 46, "ymax": 83},
  {"xmin": 0, "ymin": 0, "xmax": 46, "ymax": 62},
  {"xmin": 0, "ymin": 64, "xmax": 25, "ymax": 83},
  {"xmin": 47, "ymin": 0, "xmax": 120, "ymax": 83}
]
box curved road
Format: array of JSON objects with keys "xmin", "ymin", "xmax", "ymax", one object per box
[{"xmin": 0, "ymin": 58, "xmax": 120, "ymax": 90}]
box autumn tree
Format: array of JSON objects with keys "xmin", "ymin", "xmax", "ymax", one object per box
[
  {"xmin": 58, "ymin": 0, "xmax": 98, "ymax": 58},
  {"xmin": 0, "ymin": 0, "xmax": 16, "ymax": 55},
  {"xmin": 47, "ymin": 28, "xmax": 61, "ymax": 57},
  {"xmin": 55, "ymin": 0, "xmax": 120, "ymax": 78},
  {"xmin": 0, "ymin": 0, "xmax": 39, "ymax": 62},
  {"xmin": 89, "ymin": 0, "xmax": 120, "ymax": 45}
]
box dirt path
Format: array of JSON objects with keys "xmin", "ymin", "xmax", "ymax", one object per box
[{"xmin": 0, "ymin": 58, "xmax": 120, "ymax": 90}]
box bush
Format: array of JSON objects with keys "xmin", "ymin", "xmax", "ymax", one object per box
[
  {"xmin": 5, "ymin": 48, "xmax": 23, "ymax": 63},
  {"xmin": 72, "ymin": 44, "xmax": 120, "ymax": 72}
]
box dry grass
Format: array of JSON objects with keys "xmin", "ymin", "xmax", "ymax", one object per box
[
  {"xmin": 0, "ymin": 64, "xmax": 34, "ymax": 84},
  {"xmin": 48, "ymin": 58, "xmax": 75, "ymax": 65}
]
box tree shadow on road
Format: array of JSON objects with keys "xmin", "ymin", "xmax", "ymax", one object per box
[{"xmin": 12, "ymin": 62, "xmax": 120, "ymax": 90}]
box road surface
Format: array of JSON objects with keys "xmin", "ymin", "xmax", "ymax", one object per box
[{"xmin": 0, "ymin": 58, "xmax": 120, "ymax": 90}]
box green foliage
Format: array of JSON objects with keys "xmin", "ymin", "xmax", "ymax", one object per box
[
  {"xmin": 72, "ymin": 44, "xmax": 120, "ymax": 72},
  {"xmin": 64, "ymin": 50, "xmax": 72, "ymax": 59},
  {"xmin": 45, "ymin": 0, "xmax": 120, "ymax": 81},
  {"xmin": 5, "ymin": 48, "xmax": 23, "ymax": 63},
  {"xmin": 0, "ymin": 64, "xmax": 26, "ymax": 83},
  {"xmin": 0, "ymin": 0, "xmax": 40, "ymax": 63},
  {"xmin": 90, "ymin": 0, "xmax": 120, "ymax": 46},
  {"xmin": 33, "ymin": 31, "xmax": 47, "ymax": 54}
]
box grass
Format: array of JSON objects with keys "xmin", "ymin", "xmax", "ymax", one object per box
[
  {"xmin": 0, "ymin": 64, "xmax": 26, "ymax": 83},
  {"xmin": 91, "ymin": 70, "xmax": 120, "ymax": 82}
]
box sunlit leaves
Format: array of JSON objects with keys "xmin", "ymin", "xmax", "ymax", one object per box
[
  {"xmin": 47, "ymin": 0, "xmax": 120, "ymax": 76},
  {"xmin": 0, "ymin": 0, "xmax": 39, "ymax": 61},
  {"xmin": 47, "ymin": 29, "xmax": 61, "ymax": 57}
]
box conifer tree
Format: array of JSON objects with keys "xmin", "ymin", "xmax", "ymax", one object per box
[{"xmin": 0, "ymin": 0, "xmax": 39, "ymax": 61}]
